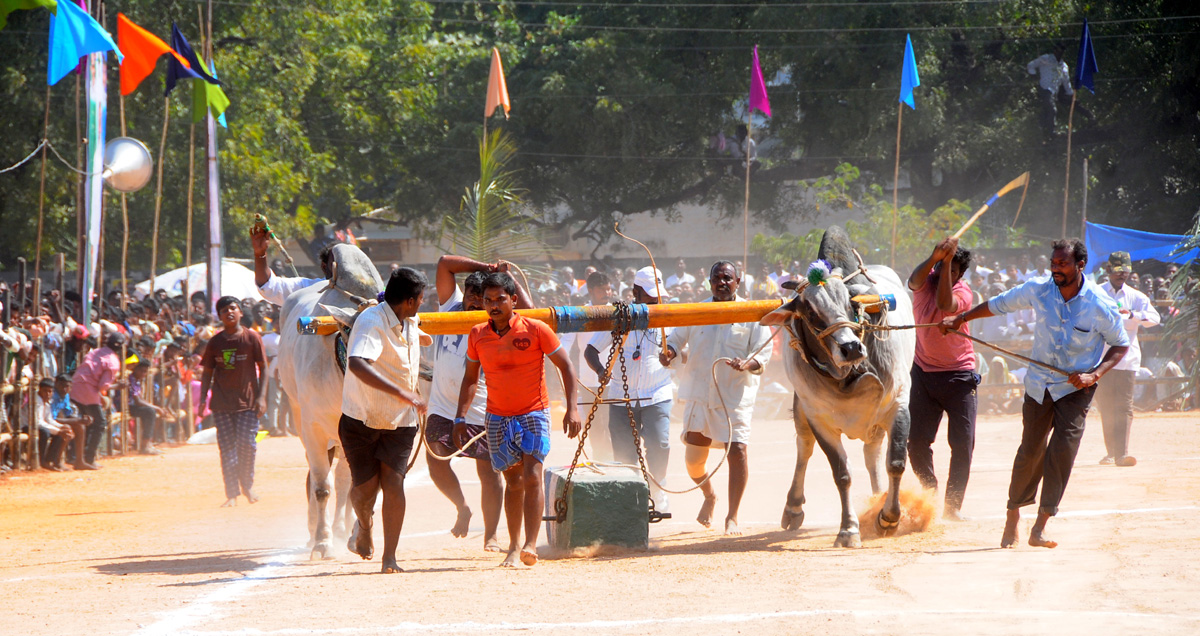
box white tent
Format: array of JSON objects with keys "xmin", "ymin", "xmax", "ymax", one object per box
[{"xmin": 134, "ymin": 260, "xmax": 264, "ymax": 301}]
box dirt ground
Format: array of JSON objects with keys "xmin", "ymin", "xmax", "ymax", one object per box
[{"xmin": 3, "ymin": 408, "xmax": 1199, "ymax": 636}]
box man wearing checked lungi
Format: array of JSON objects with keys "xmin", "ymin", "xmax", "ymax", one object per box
[{"xmin": 455, "ymin": 272, "xmax": 582, "ymax": 567}]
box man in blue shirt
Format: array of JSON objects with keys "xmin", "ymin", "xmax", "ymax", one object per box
[{"xmin": 941, "ymin": 239, "xmax": 1129, "ymax": 549}]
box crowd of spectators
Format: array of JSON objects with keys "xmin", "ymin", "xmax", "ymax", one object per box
[{"xmin": 0, "ymin": 283, "xmax": 291, "ymax": 474}]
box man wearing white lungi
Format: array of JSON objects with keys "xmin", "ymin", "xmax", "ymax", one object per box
[{"xmin": 661, "ymin": 261, "xmax": 772, "ymax": 535}]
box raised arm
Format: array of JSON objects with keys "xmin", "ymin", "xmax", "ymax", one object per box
[
  {"xmin": 436, "ymin": 255, "xmax": 495, "ymax": 306},
  {"xmin": 251, "ymin": 226, "xmax": 274, "ymax": 288}
]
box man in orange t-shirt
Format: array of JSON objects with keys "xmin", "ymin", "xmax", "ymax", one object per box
[{"xmin": 456, "ymin": 272, "xmax": 581, "ymax": 568}]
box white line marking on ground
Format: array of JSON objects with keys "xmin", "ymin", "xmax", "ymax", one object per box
[
  {"xmin": 166, "ymin": 607, "xmax": 1200, "ymax": 635},
  {"xmin": 974, "ymin": 505, "xmax": 1200, "ymax": 521},
  {"xmin": 133, "ymin": 551, "xmax": 302, "ymax": 636}
]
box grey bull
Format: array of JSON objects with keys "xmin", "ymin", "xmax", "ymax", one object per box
[
  {"xmin": 760, "ymin": 226, "xmax": 916, "ymax": 547},
  {"xmin": 277, "ymin": 244, "xmax": 383, "ymax": 559}
]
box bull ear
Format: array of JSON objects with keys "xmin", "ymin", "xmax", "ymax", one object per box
[
  {"xmin": 759, "ymin": 298, "xmax": 798, "ymax": 326},
  {"xmin": 319, "ymin": 303, "xmax": 360, "ymax": 329},
  {"xmin": 847, "ymin": 283, "xmax": 871, "ymax": 298}
]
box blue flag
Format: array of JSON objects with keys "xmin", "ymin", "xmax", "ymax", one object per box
[
  {"xmin": 899, "ymin": 34, "xmax": 920, "ymax": 110},
  {"xmin": 47, "ymin": 0, "xmax": 122, "ymax": 85},
  {"xmin": 165, "ymin": 22, "xmax": 219, "ymax": 97},
  {"xmin": 1074, "ymin": 18, "xmax": 1098, "ymax": 93}
]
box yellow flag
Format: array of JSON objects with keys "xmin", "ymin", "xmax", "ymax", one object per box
[{"xmin": 485, "ymin": 47, "xmax": 510, "ymax": 119}]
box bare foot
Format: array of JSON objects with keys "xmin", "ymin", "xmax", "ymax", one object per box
[
  {"xmin": 246, "ymin": 490, "xmax": 260, "ymax": 504},
  {"xmin": 348, "ymin": 520, "xmax": 374, "ymax": 560},
  {"xmin": 697, "ymin": 494, "xmax": 718, "ymax": 529},
  {"xmin": 1000, "ymin": 509, "xmax": 1020, "ymax": 548},
  {"xmin": 221, "ymin": 498, "xmax": 237, "ymax": 508},
  {"xmin": 451, "ymin": 507, "xmax": 472, "ymax": 538},
  {"xmin": 380, "ymin": 557, "xmax": 402, "ymax": 574},
  {"xmin": 724, "ymin": 518, "xmax": 742, "ymax": 536},
  {"xmin": 483, "ymin": 536, "xmax": 504, "ymax": 553},
  {"xmin": 1028, "ymin": 528, "xmax": 1058, "ymax": 549},
  {"xmin": 499, "ymin": 550, "xmax": 522, "ymax": 567},
  {"xmin": 520, "ymin": 545, "xmax": 539, "ymax": 567}
]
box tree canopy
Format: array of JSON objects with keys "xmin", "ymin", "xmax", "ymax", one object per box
[{"xmin": 1, "ymin": 0, "xmax": 1197, "ymax": 275}]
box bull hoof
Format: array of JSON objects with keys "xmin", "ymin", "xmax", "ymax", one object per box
[
  {"xmin": 781, "ymin": 507, "xmax": 805, "ymax": 531},
  {"xmin": 876, "ymin": 510, "xmax": 899, "ymax": 536},
  {"xmin": 833, "ymin": 529, "xmax": 861, "ymax": 548},
  {"xmin": 310, "ymin": 542, "xmax": 332, "ymax": 560}
]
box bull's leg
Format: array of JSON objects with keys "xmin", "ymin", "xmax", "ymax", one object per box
[
  {"xmin": 332, "ymin": 446, "xmax": 354, "ymax": 541},
  {"xmin": 303, "ymin": 428, "xmax": 336, "ymax": 560},
  {"xmin": 862, "ymin": 427, "xmax": 886, "ymax": 495},
  {"xmin": 810, "ymin": 421, "xmax": 860, "ymax": 548},
  {"xmin": 781, "ymin": 395, "xmax": 815, "ymax": 531},
  {"xmin": 877, "ymin": 405, "xmax": 912, "ymax": 535}
]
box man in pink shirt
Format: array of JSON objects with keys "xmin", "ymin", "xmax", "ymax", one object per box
[
  {"xmin": 906, "ymin": 237, "xmax": 979, "ymax": 520},
  {"xmin": 69, "ymin": 332, "xmax": 126, "ymax": 470}
]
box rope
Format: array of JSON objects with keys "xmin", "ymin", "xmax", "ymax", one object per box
[
  {"xmin": 2, "ymin": 139, "xmax": 96, "ymax": 176},
  {"xmin": 0, "ymin": 140, "xmax": 47, "ymax": 174},
  {"xmin": 862, "ymin": 322, "xmax": 1071, "ymax": 376}
]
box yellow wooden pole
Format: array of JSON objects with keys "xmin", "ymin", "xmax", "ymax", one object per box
[{"xmin": 411, "ymin": 299, "xmax": 786, "ymax": 336}]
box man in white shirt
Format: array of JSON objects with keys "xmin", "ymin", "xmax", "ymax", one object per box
[
  {"xmin": 585, "ymin": 267, "xmax": 674, "ymax": 511},
  {"xmin": 424, "ymin": 255, "xmax": 530, "ymax": 552},
  {"xmin": 340, "ymin": 267, "xmax": 431, "ymax": 574},
  {"xmin": 1097, "ymin": 252, "xmax": 1161, "ymax": 467},
  {"xmin": 661, "ymin": 261, "xmax": 772, "ymax": 535},
  {"xmin": 250, "ymin": 225, "xmax": 331, "ymax": 306},
  {"xmin": 665, "ymin": 258, "xmax": 696, "ymax": 290},
  {"xmin": 1027, "ymin": 51, "xmax": 1073, "ymax": 136},
  {"xmin": 35, "ymin": 378, "xmax": 75, "ymax": 470}
]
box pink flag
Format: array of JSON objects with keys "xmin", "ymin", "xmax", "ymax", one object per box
[{"xmin": 749, "ymin": 45, "xmax": 771, "ymax": 117}]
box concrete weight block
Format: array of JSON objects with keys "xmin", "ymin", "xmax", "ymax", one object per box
[{"xmin": 544, "ymin": 465, "xmax": 649, "ymax": 550}]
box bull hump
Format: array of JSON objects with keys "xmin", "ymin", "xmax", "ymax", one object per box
[{"xmin": 330, "ymin": 244, "xmax": 384, "ymax": 299}]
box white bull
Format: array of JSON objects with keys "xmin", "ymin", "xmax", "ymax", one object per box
[
  {"xmin": 277, "ymin": 244, "xmax": 383, "ymax": 559},
  {"xmin": 761, "ymin": 226, "xmax": 916, "ymax": 547}
]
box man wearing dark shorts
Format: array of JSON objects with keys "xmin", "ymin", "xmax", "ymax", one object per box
[
  {"xmin": 339, "ymin": 267, "xmax": 431, "ymax": 574},
  {"xmin": 906, "ymin": 237, "xmax": 980, "ymax": 520},
  {"xmin": 200, "ymin": 297, "xmax": 269, "ymax": 507},
  {"xmin": 424, "ymin": 255, "xmax": 533, "ymax": 550}
]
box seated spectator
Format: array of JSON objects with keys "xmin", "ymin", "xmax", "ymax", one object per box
[
  {"xmin": 35, "ymin": 378, "xmax": 75, "ymax": 471},
  {"xmin": 129, "ymin": 360, "xmax": 167, "ymax": 455}
]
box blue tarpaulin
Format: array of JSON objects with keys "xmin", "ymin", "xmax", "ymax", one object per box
[{"xmin": 1085, "ymin": 221, "xmax": 1199, "ymax": 273}]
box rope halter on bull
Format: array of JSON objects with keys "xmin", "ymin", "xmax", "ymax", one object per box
[{"xmin": 778, "ymin": 253, "xmax": 893, "ymax": 367}]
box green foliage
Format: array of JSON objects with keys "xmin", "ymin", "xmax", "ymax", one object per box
[
  {"xmin": 441, "ymin": 128, "xmax": 548, "ymax": 263},
  {"xmin": 1, "ymin": 0, "xmax": 1198, "ymax": 279},
  {"xmin": 750, "ymin": 230, "xmax": 823, "ymax": 269},
  {"xmin": 1165, "ymin": 213, "xmax": 1200, "ymax": 392}
]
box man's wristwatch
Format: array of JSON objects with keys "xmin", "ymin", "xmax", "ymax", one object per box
[{"xmin": 454, "ymin": 417, "xmax": 466, "ymax": 426}]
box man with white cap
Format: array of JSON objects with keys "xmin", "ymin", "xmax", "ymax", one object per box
[
  {"xmin": 584, "ymin": 266, "xmax": 675, "ymax": 512},
  {"xmin": 1097, "ymin": 251, "xmax": 1160, "ymax": 467},
  {"xmin": 660, "ymin": 261, "xmax": 773, "ymax": 535}
]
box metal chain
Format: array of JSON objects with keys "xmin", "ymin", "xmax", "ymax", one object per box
[
  {"xmin": 616, "ymin": 319, "xmax": 660, "ymax": 520},
  {"xmin": 553, "ymin": 301, "xmax": 630, "ymax": 523}
]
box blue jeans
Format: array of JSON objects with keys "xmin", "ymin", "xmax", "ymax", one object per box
[{"xmin": 608, "ymin": 400, "xmax": 672, "ymax": 489}]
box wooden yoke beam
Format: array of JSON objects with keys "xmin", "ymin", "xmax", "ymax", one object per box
[{"xmin": 415, "ymin": 299, "xmax": 786, "ymax": 336}]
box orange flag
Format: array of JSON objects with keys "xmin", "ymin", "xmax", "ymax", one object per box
[
  {"xmin": 484, "ymin": 47, "xmax": 510, "ymax": 119},
  {"xmin": 117, "ymin": 13, "xmax": 191, "ymax": 96}
]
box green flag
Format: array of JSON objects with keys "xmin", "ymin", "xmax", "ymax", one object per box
[
  {"xmin": 1, "ymin": 0, "xmax": 56, "ymax": 31},
  {"xmin": 192, "ymin": 62, "xmax": 229, "ymax": 126}
]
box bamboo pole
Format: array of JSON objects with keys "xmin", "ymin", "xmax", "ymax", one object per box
[
  {"xmin": 118, "ymin": 93, "xmax": 130, "ymax": 456},
  {"xmin": 1061, "ymin": 92, "xmax": 1078, "ymax": 238},
  {"xmin": 149, "ymin": 97, "xmax": 170, "ymax": 297},
  {"xmin": 413, "ymin": 299, "xmax": 786, "ymax": 336},
  {"xmin": 1081, "ymin": 157, "xmax": 1089, "ymax": 240},
  {"xmin": 28, "ymin": 278, "xmax": 41, "ymax": 469},
  {"xmin": 742, "ymin": 116, "xmax": 752, "ymax": 278},
  {"xmin": 75, "ymin": 71, "xmax": 85, "ymax": 314},
  {"xmin": 891, "ymin": 106, "xmax": 903, "ymax": 269},
  {"xmin": 55, "ymin": 254, "xmax": 65, "ymax": 371},
  {"xmin": 35, "ymin": 85, "xmax": 51, "ymax": 279}
]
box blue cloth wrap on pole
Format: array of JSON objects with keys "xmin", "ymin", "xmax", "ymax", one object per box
[
  {"xmin": 985, "ymin": 194, "xmax": 998, "ymax": 207},
  {"xmin": 551, "ymin": 303, "xmax": 650, "ymax": 333}
]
